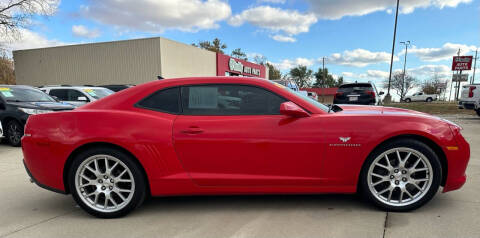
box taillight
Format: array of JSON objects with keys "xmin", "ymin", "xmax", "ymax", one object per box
[
  {"xmin": 366, "ymin": 90, "xmax": 376, "ymax": 98},
  {"xmin": 335, "ymin": 92, "xmax": 343, "ymax": 98},
  {"xmin": 469, "ymin": 86, "xmax": 476, "ymax": 98}
]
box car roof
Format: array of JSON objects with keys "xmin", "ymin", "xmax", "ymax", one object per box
[{"xmin": 41, "ymin": 86, "xmax": 109, "ymax": 90}]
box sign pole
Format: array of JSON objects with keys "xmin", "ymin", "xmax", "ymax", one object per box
[{"xmin": 473, "ymin": 49, "xmax": 478, "ymax": 84}]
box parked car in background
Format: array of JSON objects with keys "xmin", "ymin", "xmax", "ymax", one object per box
[
  {"xmin": 333, "ymin": 82, "xmax": 383, "ymax": 105},
  {"xmin": 272, "ymin": 79, "xmax": 299, "ymax": 92},
  {"xmin": 458, "ymin": 84, "xmax": 480, "ymax": 116},
  {"xmin": 99, "ymin": 84, "xmax": 135, "ymax": 92},
  {"xmin": 22, "ymin": 77, "xmax": 469, "ymax": 218},
  {"xmin": 404, "ymin": 92, "xmax": 438, "ymax": 103},
  {"xmin": 40, "ymin": 86, "xmax": 114, "ymax": 106},
  {"xmin": 0, "ymin": 120, "xmax": 3, "ymax": 139},
  {"xmin": 307, "ymin": 91, "xmax": 318, "ymax": 101},
  {"xmin": 0, "ymin": 85, "xmax": 75, "ymax": 146}
]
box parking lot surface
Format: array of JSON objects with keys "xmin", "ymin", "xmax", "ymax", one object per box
[{"xmin": 0, "ymin": 114, "xmax": 479, "ymax": 238}]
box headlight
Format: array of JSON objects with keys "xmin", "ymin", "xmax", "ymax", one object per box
[{"xmin": 18, "ymin": 108, "xmax": 53, "ymax": 115}]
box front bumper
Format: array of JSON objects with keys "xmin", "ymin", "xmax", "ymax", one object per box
[{"xmin": 442, "ymin": 130, "xmax": 470, "ymax": 192}]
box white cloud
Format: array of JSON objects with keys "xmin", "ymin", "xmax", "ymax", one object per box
[
  {"xmin": 306, "ymin": 0, "xmax": 472, "ymax": 20},
  {"xmin": 229, "ymin": 6, "xmax": 317, "ymax": 42},
  {"xmin": 271, "ymin": 57, "xmax": 315, "ymax": 70},
  {"xmin": 257, "ymin": 0, "xmax": 286, "ymax": 3},
  {"xmin": 328, "ymin": 49, "xmax": 398, "ymax": 67},
  {"xmin": 0, "ymin": 28, "xmax": 66, "ymax": 51},
  {"xmin": 72, "ymin": 25, "xmax": 101, "ymax": 38},
  {"xmin": 272, "ymin": 34, "xmax": 296, "ymax": 42},
  {"xmin": 81, "ymin": 0, "xmax": 231, "ymax": 33},
  {"xmin": 342, "ymin": 70, "xmax": 389, "ymax": 80},
  {"xmin": 407, "ymin": 64, "xmax": 451, "ymax": 78},
  {"xmin": 407, "ymin": 43, "xmax": 477, "ymax": 62}
]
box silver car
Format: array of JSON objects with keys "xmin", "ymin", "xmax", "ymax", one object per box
[{"xmin": 40, "ymin": 86, "xmax": 114, "ymax": 106}]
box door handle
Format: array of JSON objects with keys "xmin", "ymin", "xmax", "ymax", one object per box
[{"xmin": 181, "ymin": 127, "xmax": 204, "ymax": 135}]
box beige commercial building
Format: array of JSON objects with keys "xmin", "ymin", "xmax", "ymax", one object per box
[{"xmin": 13, "ymin": 37, "xmax": 267, "ymax": 86}]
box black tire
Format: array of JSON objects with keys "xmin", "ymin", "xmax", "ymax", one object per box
[
  {"xmin": 68, "ymin": 147, "xmax": 147, "ymax": 218},
  {"xmin": 405, "ymin": 98, "xmax": 411, "ymax": 103},
  {"xmin": 476, "ymin": 109, "xmax": 480, "ymax": 117},
  {"xmin": 426, "ymin": 98, "xmax": 433, "ymax": 102},
  {"xmin": 359, "ymin": 138, "xmax": 442, "ymax": 212},
  {"xmin": 5, "ymin": 120, "xmax": 23, "ymax": 147}
]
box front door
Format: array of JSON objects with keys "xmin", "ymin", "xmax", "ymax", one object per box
[{"xmin": 173, "ymin": 84, "xmax": 324, "ymax": 187}]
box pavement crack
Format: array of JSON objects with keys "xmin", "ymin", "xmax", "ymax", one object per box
[
  {"xmin": 0, "ymin": 209, "xmax": 76, "ymax": 238},
  {"xmin": 382, "ymin": 212, "xmax": 388, "ymax": 238}
]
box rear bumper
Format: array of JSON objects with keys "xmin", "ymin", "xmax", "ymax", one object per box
[
  {"xmin": 458, "ymin": 101, "xmax": 479, "ymax": 110},
  {"xmin": 23, "ymin": 159, "xmax": 66, "ymax": 194}
]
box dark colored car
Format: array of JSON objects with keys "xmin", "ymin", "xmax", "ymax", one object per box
[
  {"xmin": 0, "ymin": 85, "xmax": 75, "ymax": 146},
  {"xmin": 333, "ymin": 82, "xmax": 384, "ymax": 105},
  {"xmin": 99, "ymin": 84, "xmax": 135, "ymax": 92}
]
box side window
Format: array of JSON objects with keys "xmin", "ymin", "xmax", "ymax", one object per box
[
  {"xmin": 418, "ymin": 93, "xmax": 423, "ymax": 95},
  {"xmin": 181, "ymin": 84, "xmax": 286, "ymax": 116},
  {"xmin": 67, "ymin": 90, "xmax": 87, "ymax": 101},
  {"xmin": 49, "ymin": 89, "xmax": 69, "ymax": 101},
  {"xmin": 137, "ymin": 87, "xmax": 180, "ymax": 114}
]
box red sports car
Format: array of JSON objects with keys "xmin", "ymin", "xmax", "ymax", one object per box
[{"xmin": 22, "ymin": 77, "xmax": 470, "ymax": 218}]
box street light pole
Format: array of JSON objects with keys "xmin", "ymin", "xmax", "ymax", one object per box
[
  {"xmin": 386, "ymin": 0, "xmax": 400, "ymax": 103},
  {"xmin": 400, "ymin": 41, "xmax": 410, "ymax": 101}
]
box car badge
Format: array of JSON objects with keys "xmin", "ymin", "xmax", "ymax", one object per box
[{"xmin": 339, "ymin": 137, "xmax": 351, "ymax": 143}]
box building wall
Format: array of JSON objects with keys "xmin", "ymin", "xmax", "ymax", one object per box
[
  {"xmin": 13, "ymin": 38, "xmax": 163, "ymax": 86},
  {"xmin": 159, "ymin": 38, "xmax": 216, "ymax": 78}
]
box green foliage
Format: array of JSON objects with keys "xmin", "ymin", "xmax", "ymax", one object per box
[
  {"xmin": 231, "ymin": 48, "xmax": 248, "ymax": 61},
  {"xmin": 192, "ymin": 38, "xmax": 227, "ymax": 54},
  {"xmin": 266, "ymin": 62, "xmax": 281, "ymax": 80},
  {"xmin": 313, "ymin": 67, "xmax": 344, "ymax": 88},
  {"xmin": 289, "ymin": 65, "xmax": 313, "ymax": 88}
]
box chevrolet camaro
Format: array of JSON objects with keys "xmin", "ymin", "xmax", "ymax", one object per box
[{"xmin": 22, "ymin": 77, "xmax": 470, "ymax": 218}]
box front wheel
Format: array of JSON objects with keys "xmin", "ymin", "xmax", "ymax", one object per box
[
  {"xmin": 405, "ymin": 98, "xmax": 411, "ymax": 103},
  {"xmin": 6, "ymin": 120, "xmax": 23, "ymax": 147},
  {"xmin": 360, "ymin": 139, "xmax": 442, "ymax": 211},
  {"xmin": 68, "ymin": 147, "xmax": 147, "ymax": 218},
  {"xmin": 476, "ymin": 109, "xmax": 480, "ymax": 117},
  {"xmin": 426, "ymin": 98, "xmax": 433, "ymax": 102}
]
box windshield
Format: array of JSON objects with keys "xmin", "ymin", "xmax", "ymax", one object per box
[
  {"xmin": 268, "ymin": 81, "xmax": 330, "ymax": 112},
  {"xmin": 82, "ymin": 88, "xmax": 114, "ymax": 99},
  {"xmin": 0, "ymin": 87, "xmax": 55, "ymax": 102}
]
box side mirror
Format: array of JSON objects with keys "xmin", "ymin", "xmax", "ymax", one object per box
[
  {"xmin": 379, "ymin": 91, "xmax": 385, "ymax": 95},
  {"xmin": 77, "ymin": 96, "xmax": 88, "ymax": 101},
  {"xmin": 280, "ymin": 101, "xmax": 310, "ymax": 118}
]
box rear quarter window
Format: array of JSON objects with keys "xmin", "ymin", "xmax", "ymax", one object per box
[{"xmin": 136, "ymin": 87, "xmax": 180, "ymax": 114}]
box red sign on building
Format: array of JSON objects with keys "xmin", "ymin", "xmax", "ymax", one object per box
[
  {"xmin": 452, "ymin": 56, "xmax": 473, "ymax": 71},
  {"xmin": 216, "ymin": 53, "xmax": 266, "ymax": 78}
]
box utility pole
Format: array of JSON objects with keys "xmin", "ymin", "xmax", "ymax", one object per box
[
  {"xmin": 321, "ymin": 57, "xmax": 326, "ymax": 103},
  {"xmin": 400, "ymin": 41, "xmax": 410, "ymax": 101},
  {"xmin": 472, "ymin": 49, "xmax": 478, "ymax": 84},
  {"xmin": 385, "ymin": 0, "xmax": 400, "ymax": 103}
]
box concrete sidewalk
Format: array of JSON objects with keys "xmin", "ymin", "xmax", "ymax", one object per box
[{"xmin": 0, "ymin": 115, "xmax": 479, "ymax": 238}]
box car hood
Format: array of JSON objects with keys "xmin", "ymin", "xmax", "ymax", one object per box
[
  {"xmin": 337, "ymin": 104, "xmax": 434, "ymax": 117},
  {"xmin": 7, "ymin": 101, "xmax": 76, "ymax": 110}
]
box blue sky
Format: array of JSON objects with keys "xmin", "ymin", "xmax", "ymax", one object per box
[{"xmin": 2, "ymin": 0, "xmax": 479, "ymax": 92}]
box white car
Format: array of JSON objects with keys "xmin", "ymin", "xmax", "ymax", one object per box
[
  {"xmin": 40, "ymin": 86, "xmax": 114, "ymax": 106},
  {"xmin": 404, "ymin": 92, "xmax": 438, "ymax": 103},
  {"xmin": 458, "ymin": 84, "xmax": 480, "ymax": 117}
]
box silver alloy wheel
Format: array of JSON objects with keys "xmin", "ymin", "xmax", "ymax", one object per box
[
  {"xmin": 75, "ymin": 155, "xmax": 135, "ymax": 213},
  {"xmin": 367, "ymin": 147, "xmax": 433, "ymax": 207}
]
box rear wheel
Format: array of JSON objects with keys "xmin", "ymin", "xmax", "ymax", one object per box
[
  {"xmin": 476, "ymin": 109, "xmax": 480, "ymax": 117},
  {"xmin": 405, "ymin": 98, "xmax": 411, "ymax": 103},
  {"xmin": 426, "ymin": 98, "xmax": 433, "ymax": 102},
  {"xmin": 360, "ymin": 139, "xmax": 441, "ymax": 211},
  {"xmin": 6, "ymin": 120, "xmax": 23, "ymax": 147},
  {"xmin": 68, "ymin": 147, "xmax": 146, "ymax": 218}
]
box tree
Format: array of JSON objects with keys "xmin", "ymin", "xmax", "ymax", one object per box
[
  {"xmin": 289, "ymin": 65, "xmax": 313, "ymax": 88},
  {"xmin": 384, "ymin": 72, "xmax": 417, "ymax": 100},
  {"xmin": 0, "ymin": 51, "xmax": 15, "ymax": 84},
  {"xmin": 1, "ymin": 0, "xmax": 58, "ymax": 40},
  {"xmin": 230, "ymin": 48, "xmax": 247, "ymax": 61},
  {"xmin": 253, "ymin": 54, "xmax": 267, "ymax": 65},
  {"xmin": 422, "ymin": 73, "xmax": 447, "ymax": 97},
  {"xmin": 266, "ymin": 62, "xmax": 281, "ymax": 80},
  {"xmin": 192, "ymin": 38, "xmax": 227, "ymax": 54},
  {"xmin": 313, "ymin": 67, "xmax": 343, "ymax": 87}
]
